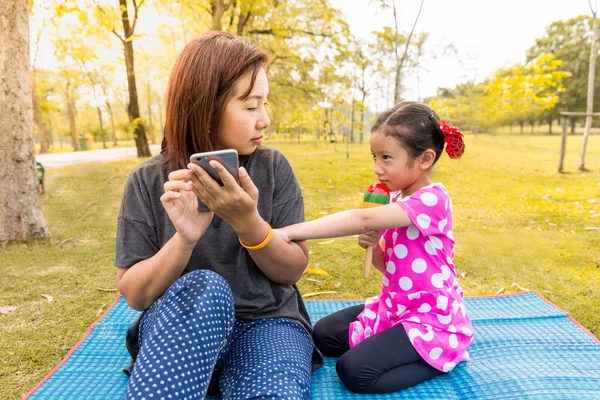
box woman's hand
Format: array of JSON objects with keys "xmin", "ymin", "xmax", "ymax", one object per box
[
  {"xmin": 187, "ymin": 161, "xmax": 261, "ymax": 234},
  {"xmin": 358, "ymin": 230, "xmax": 381, "ymax": 249},
  {"xmin": 160, "ymin": 169, "xmax": 214, "ymax": 246}
]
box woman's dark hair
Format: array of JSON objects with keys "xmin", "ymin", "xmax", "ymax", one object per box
[
  {"xmin": 162, "ymin": 31, "xmax": 268, "ymax": 170},
  {"xmin": 372, "ymin": 101, "xmax": 446, "ymax": 164}
]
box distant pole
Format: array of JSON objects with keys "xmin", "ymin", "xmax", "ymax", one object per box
[
  {"xmin": 559, "ymin": 116, "xmax": 569, "ymax": 173},
  {"xmin": 581, "ymin": 0, "xmax": 598, "ymax": 171}
]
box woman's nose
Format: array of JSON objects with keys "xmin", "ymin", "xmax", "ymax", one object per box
[{"xmin": 257, "ymin": 109, "xmax": 270, "ymax": 130}]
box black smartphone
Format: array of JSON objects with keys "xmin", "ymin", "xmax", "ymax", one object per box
[{"xmin": 189, "ymin": 149, "xmax": 239, "ymax": 211}]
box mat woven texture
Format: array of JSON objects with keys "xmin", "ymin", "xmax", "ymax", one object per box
[{"xmin": 25, "ymin": 292, "xmax": 600, "ymax": 399}]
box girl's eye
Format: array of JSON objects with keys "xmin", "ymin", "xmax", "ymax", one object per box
[
  {"xmin": 382, "ymin": 155, "xmax": 391, "ymax": 160},
  {"xmin": 247, "ymin": 107, "xmax": 257, "ymax": 111}
]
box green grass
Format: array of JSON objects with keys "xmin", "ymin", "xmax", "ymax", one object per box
[{"xmin": 1, "ymin": 133, "xmax": 599, "ymax": 398}]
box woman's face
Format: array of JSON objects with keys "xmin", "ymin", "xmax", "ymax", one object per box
[{"xmin": 217, "ymin": 68, "xmax": 270, "ymax": 155}]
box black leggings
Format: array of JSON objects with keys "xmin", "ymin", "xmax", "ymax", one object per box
[{"xmin": 313, "ymin": 305, "xmax": 443, "ymax": 394}]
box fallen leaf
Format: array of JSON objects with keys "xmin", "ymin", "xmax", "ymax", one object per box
[
  {"xmin": 495, "ymin": 287, "xmax": 505, "ymax": 295},
  {"xmin": 41, "ymin": 294, "xmax": 54, "ymax": 302},
  {"xmin": 303, "ymin": 278, "xmax": 323, "ymax": 284},
  {"xmin": 317, "ymin": 239, "xmax": 335, "ymax": 245},
  {"xmin": 302, "ymin": 291, "xmax": 337, "ymax": 298},
  {"xmin": 460, "ymin": 272, "xmax": 467, "ymax": 279},
  {"xmin": 332, "ymin": 282, "xmax": 342, "ymax": 289},
  {"xmin": 96, "ymin": 303, "xmax": 107, "ymax": 317},
  {"xmin": 305, "ymin": 267, "xmax": 329, "ymax": 276},
  {"xmin": 542, "ymin": 290, "xmax": 553, "ymax": 294},
  {"xmin": 584, "ymin": 227, "xmax": 600, "ymax": 231},
  {"xmin": 308, "ymin": 251, "xmax": 315, "ymax": 255},
  {"xmin": 19, "ymin": 243, "xmax": 28, "ymax": 249},
  {"xmin": 511, "ymin": 282, "xmax": 530, "ymax": 292},
  {"xmin": 547, "ymin": 222, "xmax": 557, "ymax": 227},
  {"xmin": 95, "ymin": 287, "xmax": 118, "ymax": 292},
  {"xmin": 0, "ymin": 306, "xmax": 18, "ymax": 315}
]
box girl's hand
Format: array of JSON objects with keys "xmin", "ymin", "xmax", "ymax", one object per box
[
  {"xmin": 358, "ymin": 230, "xmax": 381, "ymax": 249},
  {"xmin": 160, "ymin": 169, "xmax": 214, "ymax": 246},
  {"xmin": 273, "ymin": 228, "xmax": 291, "ymax": 243},
  {"xmin": 187, "ymin": 161, "xmax": 260, "ymax": 233}
]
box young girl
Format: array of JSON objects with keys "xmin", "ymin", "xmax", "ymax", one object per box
[{"xmin": 275, "ymin": 102, "xmax": 473, "ymax": 394}]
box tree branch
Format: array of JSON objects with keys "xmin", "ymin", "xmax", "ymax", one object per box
[
  {"xmin": 94, "ymin": 2, "xmax": 125, "ymax": 43},
  {"xmin": 398, "ymin": 0, "xmax": 424, "ymax": 70},
  {"xmin": 248, "ymin": 28, "xmax": 332, "ymax": 38}
]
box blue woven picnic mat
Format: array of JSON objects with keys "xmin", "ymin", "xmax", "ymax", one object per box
[{"xmin": 25, "ymin": 292, "xmax": 600, "ymax": 399}]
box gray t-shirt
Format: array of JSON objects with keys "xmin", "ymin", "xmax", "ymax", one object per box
[{"xmin": 115, "ymin": 146, "xmax": 314, "ymax": 335}]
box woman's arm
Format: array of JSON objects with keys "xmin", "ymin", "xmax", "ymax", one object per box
[
  {"xmin": 188, "ymin": 162, "xmax": 308, "ymax": 285},
  {"xmin": 116, "ymin": 172, "xmax": 214, "ymax": 310},
  {"xmin": 235, "ymin": 213, "xmax": 308, "ymax": 285},
  {"xmin": 116, "ymin": 232, "xmax": 196, "ymax": 310}
]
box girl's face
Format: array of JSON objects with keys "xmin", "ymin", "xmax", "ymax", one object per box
[
  {"xmin": 370, "ymin": 129, "xmax": 431, "ymax": 196},
  {"xmin": 217, "ymin": 68, "xmax": 270, "ymax": 155}
]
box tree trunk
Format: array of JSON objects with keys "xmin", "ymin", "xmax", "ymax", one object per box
[
  {"xmin": 0, "ymin": 0, "xmax": 50, "ymax": 241},
  {"xmin": 581, "ymin": 12, "xmax": 597, "ymax": 171},
  {"xmin": 147, "ymin": 80, "xmax": 155, "ymax": 144},
  {"xmin": 66, "ymin": 79, "xmax": 79, "ymax": 151},
  {"xmin": 211, "ymin": 0, "xmax": 230, "ymax": 31},
  {"xmin": 519, "ymin": 122, "xmax": 524, "ymax": 134},
  {"xmin": 350, "ymin": 97, "xmax": 355, "ymax": 144},
  {"xmin": 158, "ymin": 97, "xmax": 164, "ymax": 141},
  {"xmin": 547, "ymin": 114, "xmax": 553, "ymax": 134},
  {"xmin": 96, "ymin": 105, "xmax": 107, "ymax": 149},
  {"xmin": 31, "ymin": 72, "xmax": 49, "ymax": 153},
  {"xmin": 105, "ymin": 100, "xmax": 117, "ymax": 146},
  {"xmin": 120, "ymin": 0, "xmax": 151, "ymax": 157}
]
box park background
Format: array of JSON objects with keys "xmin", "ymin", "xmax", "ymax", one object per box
[{"xmin": 1, "ymin": 0, "xmax": 599, "ymax": 398}]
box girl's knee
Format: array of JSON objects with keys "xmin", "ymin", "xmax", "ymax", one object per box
[
  {"xmin": 336, "ymin": 354, "xmax": 370, "ymax": 394},
  {"xmin": 312, "ymin": 320, "xmax": 329, "ymax": 351}
]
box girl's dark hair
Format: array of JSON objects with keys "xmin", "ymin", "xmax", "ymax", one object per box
[
  {"xmin": 372, "ymin": 101, "xmax": 445, "ymax": 164},
  {"xmin": 162, "ymin": 31, "xmax": 268, "ymax": 170}
]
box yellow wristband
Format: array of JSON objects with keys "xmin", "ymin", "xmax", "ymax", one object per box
[{"xmin": 239, "ymin": 223, "xmax": 273, "ymax": 251}]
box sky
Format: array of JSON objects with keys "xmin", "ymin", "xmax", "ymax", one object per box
[{"xmin": 331, "ymin": 0, "xmax": 594, "ymax": 111}]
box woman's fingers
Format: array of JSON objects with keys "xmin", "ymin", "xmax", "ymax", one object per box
[
  {"xmin": 160, "ymin": 191, "xmax": 182, "ymax": 203},
  {"xmin": 237, "ymin": 167, "xmax": 258, "ymax": 200},
  {"xmin": 163, "ymin": 180, "xmax": 192, "ymax": 193},
  {"xmin": 168, "ymin": 169, "xmax": 193, "ymax": 182}
]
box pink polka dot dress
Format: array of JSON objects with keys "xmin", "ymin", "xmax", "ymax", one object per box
[{"xmin": 349, "ymin": 183, "xmax": 473, "ymax": 372}]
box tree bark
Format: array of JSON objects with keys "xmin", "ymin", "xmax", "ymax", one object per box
[
  {"xmin": 0, "ymin": 0, "xmax": 50, "ymax": 241},
  {"xmin": 66, "ymin": 78, "xmax": 79, "ymax": 151},
  {"xmin": 31, "ymin": 72, "xmax": 49, "ymax": 153},
  {"xmin": 211, "ymin": 0, "xmax": 232, "ymax": 31},
  {"xmin": 147, "ymin": 80, "xmax": 155, "ymax": 144},
  {"xmin": 120, "ymin": 0, "xmax": 151, "ymax": 157},
  {"xmin": 581, "ymin": 11, "xmax": 597, "ymax": 171}
]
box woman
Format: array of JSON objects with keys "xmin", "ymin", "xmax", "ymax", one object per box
[{"xmin": 115, "ymin": 31, "xmax": 319, "ymax": 399}]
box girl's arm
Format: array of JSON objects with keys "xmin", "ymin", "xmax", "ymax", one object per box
[{"xmin": 280, "ymin": 203, "xmax": 412, "ymax": 241}]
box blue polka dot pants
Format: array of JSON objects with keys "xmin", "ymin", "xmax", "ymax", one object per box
[{"xmin": 124, "ymin": 270, "xmax": 313, "ymax": 399}]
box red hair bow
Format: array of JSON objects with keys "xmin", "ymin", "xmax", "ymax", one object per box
[{"xmin": 439, "ymin": 120, "xmax": 465, "ymax": 159}]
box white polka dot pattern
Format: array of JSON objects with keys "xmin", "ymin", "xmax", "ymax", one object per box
[
  {"xmin": 125, "ymin": 270, "xmax": 313, "ymax": 399},
  {"xmin": 350, "ymin": 184, "xmax": 473, "ymax": 373}
]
